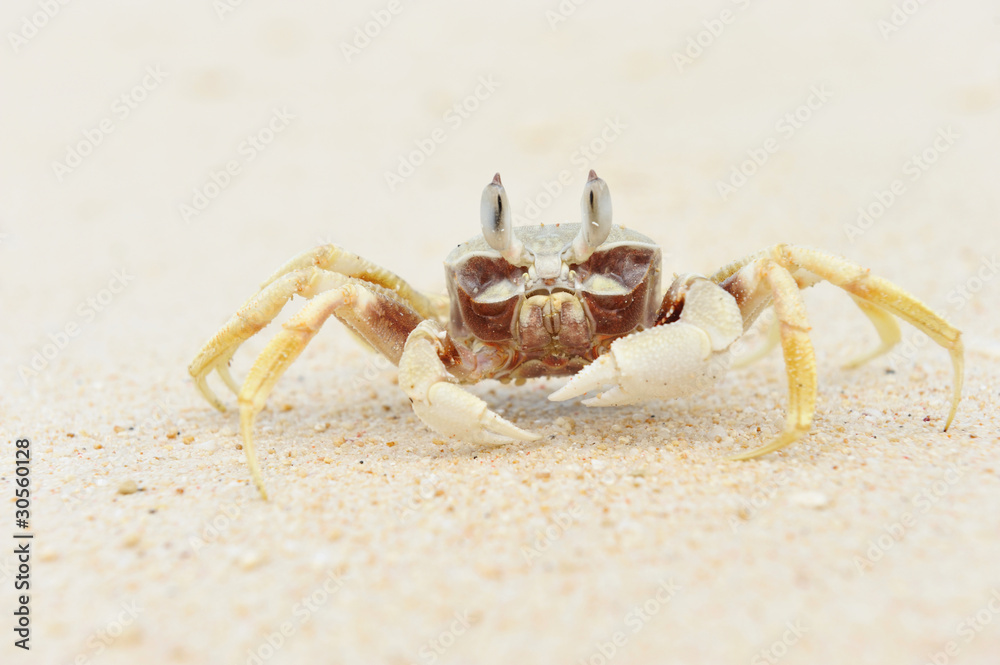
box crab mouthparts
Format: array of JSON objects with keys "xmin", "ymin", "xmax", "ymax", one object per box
[{"xmin": 525, "ymin": 286, "xmax": 574, "ymax": 298}]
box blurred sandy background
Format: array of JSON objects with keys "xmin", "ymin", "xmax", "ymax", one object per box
[{"xmin": 2, "ymin": 1, "xmax": 999, "ymax": 663}]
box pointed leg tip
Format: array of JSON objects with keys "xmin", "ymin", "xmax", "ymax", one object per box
[
  {"xmin": 192, "ymin": 372, "xmax": 230, "ymax": 412},
  {"xmin": 727, "ymin": 447, "xmax": 772, "ymax": 462},
  {"xmin": 728, "ymin": 428, "xmax": 805, "ymax": 461},
  {"xmin": 840, "ymin": 347, "xmax": 893, "ymax": 371},
  {"xmin": 204, "ymin": 391, "xmax": 228, "ymax": 412},
  {"xmin": 217, "ymin": 364, "xmax": 241, "ymax": 396},
  {"xmin": 239, "ymin": 402, "xmax": 270, "ymax": 499}
]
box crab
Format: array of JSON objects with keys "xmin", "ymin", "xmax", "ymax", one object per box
[{"xmin": 189, "ymin": 171, "xmax": 964, "ymax": 499}]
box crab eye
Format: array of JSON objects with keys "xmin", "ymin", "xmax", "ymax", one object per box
[
  {"xmin": 567, "ymin": 170, "xmax": 613, "ymax": 263},
  {"xmin": 480, "ymin": 173, "xmax": 512, "ymax": 252},
  {"xmin": 580, "ymin": 170, "xmax": 612, "ymax": 248},
  {"xmin": 479, "ymin": 173, "xmax": 527, "ymax": 263}
]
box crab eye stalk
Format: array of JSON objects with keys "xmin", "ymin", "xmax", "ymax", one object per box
[
  {"xmin": 569, "ymin": 170, "xmax": 613, "ymax": 262},
  {"xmin": 480, "ymin": 173, "xmax": 525, "ymax": 263}
]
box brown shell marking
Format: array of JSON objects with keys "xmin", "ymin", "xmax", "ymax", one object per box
[
  {"xmin": 448, "ymin": 254, "xmax": 523, "ymax": 342},
  {"xmin": 577, "ymin": 244, "xmax": 660, "ymax": 335}
]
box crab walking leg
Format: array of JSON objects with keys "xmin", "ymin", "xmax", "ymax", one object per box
[
  {"xmin": 258, "ymin": 244, "xmax": 443, "ymax": 321},
  {"xmin": 729, "ymin": 262, "xmax": 818, "ymax": 460},
  {"xmin": 842, "ymin": 295, "xmax": 902, "ymax": 369},
  {"xmin": 549, "ymin": 277, "xmax": 744, "ymax": 406},
  {"xmin": 189, "ymin": 268, "xmax": 351, "ymax": 410},
  {"xmin": 237, "ymin": 287, "xmax": 355, "ymax": 499},
  {"xmin": 730, "ymin": 310, "xmax": 780, "ymax": 369},
  {"xmin": 237, "ymin": 283, "xmax": 425, "ymax": 499},
  {"xmin": 728, "ymin": 269, "xmax": 823, "ymax": 369},
  {"xmin": 722, "ymin": 244, "xmax": 963, "ymax": 429},
  {"xmin": 400, "ymin": 321, "xmax": 540, "ymax": 445},
  {"xmin": 781, "ymin": 245, "xmax": 964, "ymax": 428},
  {"xmin": 730, "ymin": 294, "xmax": 901, "ymax": 371}
]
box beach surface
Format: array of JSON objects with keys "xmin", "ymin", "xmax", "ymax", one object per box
[{"xmin": 2, "ymin": 1, "xmax": 999, "ymax": 663}]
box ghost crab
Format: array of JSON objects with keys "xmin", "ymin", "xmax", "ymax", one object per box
[{"xmin": 189, "ymin": 171, "xmax": 964, "ymax": 498}]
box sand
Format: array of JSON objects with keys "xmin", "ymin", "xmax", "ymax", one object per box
[{"xmin": 2, "ymin": 1, "xmax": 999, "ymax": 663}]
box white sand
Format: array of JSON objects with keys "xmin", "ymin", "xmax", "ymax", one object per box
[{"xmin": 2, "ymin": 1, "xmax": 999, "ymax": 663}]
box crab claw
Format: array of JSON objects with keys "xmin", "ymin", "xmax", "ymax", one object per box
[
  {"xmin": 401, "ymin": 321, "xmax": 540, "ymax": 446},
  {"xmin": 413, "ymin": 383, "xmax": 540, "ymax": 445},
  {"xmin": 549, "ymin": 278, "xmax": 743, "ymax": 407},
  {"xmin": 548, "ymin": 323, "xmax": 724, "ymax": 406}
]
